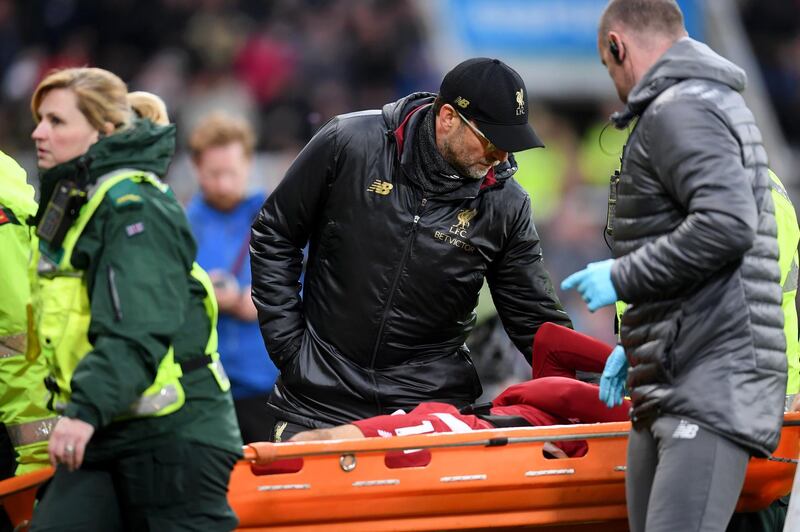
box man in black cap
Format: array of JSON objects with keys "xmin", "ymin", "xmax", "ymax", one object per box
[{"xmin": 250, "ymin": 57, "xmax": 573, "ymax": 440}]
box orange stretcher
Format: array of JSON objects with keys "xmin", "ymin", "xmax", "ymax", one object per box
[{"xmin": 3, "ymin": 414, "xmax": 799, "ymax": 532}]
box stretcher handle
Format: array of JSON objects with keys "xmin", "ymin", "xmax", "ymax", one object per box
[
  {"xmin": 241, "ymin": 413, "xmax": 800, "ymax": 465},
  {"xmin": 0, "ymin": 466, "xmax": 54, "ymax": 499},
  {"xmin": 243, "ymin": 443, "xmax": 277, "ymax": 463},
  {"xmin": 241, "ymin": 423, "xmax": 634, "ymax": 465}
]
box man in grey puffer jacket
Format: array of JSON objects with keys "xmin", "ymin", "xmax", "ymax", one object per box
[{"xmin": 562, "ymin": 1, "xmax": 787, "ymax": 531}]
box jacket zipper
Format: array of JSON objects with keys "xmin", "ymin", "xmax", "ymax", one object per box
[{"xmin": 368, "ymin": 195, "xmax": 427, "ymax": 411}]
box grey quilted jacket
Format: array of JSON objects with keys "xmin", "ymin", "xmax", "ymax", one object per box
[{"xmin": 610, "ymin": 38, "xmax": 786, "ymax": 456}]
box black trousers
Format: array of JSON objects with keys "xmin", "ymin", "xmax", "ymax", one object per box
[
  {"xmin": 266, "ymin": 417, "xmax": 315, "ymax": 442},
  {"xmin": 30, "ymin": 441, "xmax": 239, "ymax": 532},
  {"xmin": 0, "ymin": 425, "xmax": 15, "ymax": 532},
  {"xmin": 727, "ymin": 496, "xmax": 789, "ymax": 532},
  {"xmin": 233, "ymin": 394, "xmax": 274, "ymax": 444}
]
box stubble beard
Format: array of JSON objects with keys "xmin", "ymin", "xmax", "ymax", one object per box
[{"xmin": 440, "ymin": 137, "xmax": 489, "ymax": 180}]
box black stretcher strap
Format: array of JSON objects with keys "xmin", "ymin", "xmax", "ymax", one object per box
[
  {"xmin": 460, "ymin": 401, "xmax": 533, "ymax": 428},
  {"xmin": 180, "ymin": 354, "xmax": 213, "ymax": 374}
]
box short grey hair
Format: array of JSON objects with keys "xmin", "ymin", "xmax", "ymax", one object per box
[{"xmin": 599, "ymin": 0, "xmax": 685, "ymax": 39}]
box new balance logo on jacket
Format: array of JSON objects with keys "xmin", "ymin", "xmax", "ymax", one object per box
[
  {"xmin": 672, "ymin": 419, "xmax": 699, "ymax": 440},
  {"xmin": 367, "ymin": 180, "xmax": 393, "ymax": 195}
]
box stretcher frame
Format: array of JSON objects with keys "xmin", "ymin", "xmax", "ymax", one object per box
[
  {"xmin": 2, "ymin": 414, "xmax": 798, "ymax": 531},
  {"xmin": 232, "ymin": 415, "xmax": 800, "ymax": 531}
]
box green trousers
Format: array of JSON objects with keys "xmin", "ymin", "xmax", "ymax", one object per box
[
  {"xmin": 727, "ymin": 496, "xmax": 789, "ymax": 532},
  {"xmin": 30, "ymin": 440, "xmax": 238, "ymax": 532}
]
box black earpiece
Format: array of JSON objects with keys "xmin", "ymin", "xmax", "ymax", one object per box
[{"xmin": 609, "ymin": 39, "xmax": 622, "ymax": 65}]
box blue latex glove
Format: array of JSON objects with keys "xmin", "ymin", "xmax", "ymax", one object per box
[
  {"xmin": 599, "ymin": 345, "xmax": 628, "ymax": 408},
  {"xmin": 560, "ymin": 259, "xmax": 618, "ymax": 312}
]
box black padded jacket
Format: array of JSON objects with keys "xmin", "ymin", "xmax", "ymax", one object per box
[{"xmin": 250, "ymin": 93, "xmax": 572, "ymax": 427}]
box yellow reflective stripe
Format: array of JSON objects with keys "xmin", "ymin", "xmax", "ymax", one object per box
[
  {"xmin": 6, "ymin": 417, "xmax": 59, "ymax": 447},
  {"xmin": 785, "ymin": 258, "xmax": 799, "ymax": 294},
  {"xmin": 190, "ymin": 262, "xmax": 219, "ymax": 354},
  {"xmin": 127, "ymin": 383, "xmax": 180, "ymax": 417},
  {"xmin": 58, "ymin": 169, "xmax": 162, "ymax": 270},
  {"xmin": 121, "ymin": 346, "xmax": 185, "ymax": 419},
  {"xmin": 36, "ymin": 254, "xmax": 81, "ymax": 277},
  {"xmin": 786, "ymin": 394, "xmax": 797, "ymax": 412},
  {"xmin": 26, "ymin": 303, "xmax": 40, "ymax": 362},
  {"xmin": 0, "ymin": 333, "xmax": 26, "ymax": 358},
  {"xmin": 770, "ymin": 173, "xmax": 791, "ymax": 203},
  {"xmin": 207, "ymin": 356, "xmax": 231, "ymax": 392},
  {"xmin": 186, "ymin": 263, "xmax": 230, "ymax": 392}
]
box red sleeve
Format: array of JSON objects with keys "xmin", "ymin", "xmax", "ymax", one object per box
[
  {"xmin": 493, "ymin": 377, "xmax": 630, "ymax": 423},
  {"xmin": 352, "ymin": 402, "xmax": 493, "ymax": 437}
]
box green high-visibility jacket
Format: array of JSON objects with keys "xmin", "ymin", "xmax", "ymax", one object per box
[
  {"xmin": 769, "ymin": 171, "xmax": 800, "ymax": 395},
  {"xmin": 32, "ymin": 120, "xmax": 241, "ymax": 462},
  {"xmin": 0, "ymin": 150, "xmax": 57, "ymax": 475},
  {"xmin": 37, "ymin": 169, "xmax": 230, "ymax": 420}
]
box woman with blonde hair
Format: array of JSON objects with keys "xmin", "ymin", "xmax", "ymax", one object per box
[
  {"xmin": 128, "ymin": 90, "xmax": 170, "ymax": 125},
  {"xmin": 28, "ymin": 67, "xmax": 241, "ymax": 531}
]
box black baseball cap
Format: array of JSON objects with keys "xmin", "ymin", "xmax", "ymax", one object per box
[{"xmin": 439, "ymin": 58, "xmax": 544, "ymax": 152}]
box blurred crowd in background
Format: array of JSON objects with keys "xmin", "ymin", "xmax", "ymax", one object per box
[
  {"xmin": 1, "ymin": 0, "xmax": 798, "ymax": 398},
  {"xmin": 742, "ymin": 0, "xmax": 800, "ymax": 149},
  {"xmin": 0, "ymin": 0, "xmax": 434, "ymax": 156}
]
